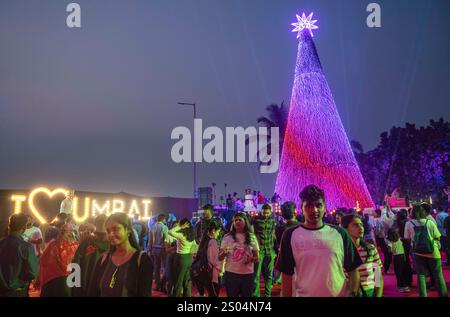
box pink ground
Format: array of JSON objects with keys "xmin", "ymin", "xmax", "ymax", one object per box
[{"xmin": 29, "ymin": 253, "xmax": 449, "ymax": 297}]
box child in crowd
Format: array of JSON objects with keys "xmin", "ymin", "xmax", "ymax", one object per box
[{"xmin": 387, "ymin": 228, "xmax": 410, "ymax": 293}]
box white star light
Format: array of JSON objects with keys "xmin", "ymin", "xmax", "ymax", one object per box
[{"xmin": 291, "ymin": 12, "xmax": 319, "ymax": 38}]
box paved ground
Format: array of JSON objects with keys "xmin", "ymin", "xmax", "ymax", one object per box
[
  {"xmin": 30, "ymin": 253, "xmax": 450, "ymax": 297},
  {"xmin": 151, "ymin": 251, "xmax": 450, "ymax": 297},
  {"xmin": 114, "ymin": 260, "xmax": 450, "ymax": 297}
]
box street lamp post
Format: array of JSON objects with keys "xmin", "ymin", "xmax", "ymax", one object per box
[{"xmin": 177, "ymin": 102, "xmax": 198, "ymax": 200}]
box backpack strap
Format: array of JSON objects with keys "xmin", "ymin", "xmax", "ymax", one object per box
[
  {"xmin": 137, "ymin": 251, "xmax": 145, "ymax": 268},
  {"xmin": 100, "ymin": 252, "xmax": 110, "ymax": 265},
  {"xmin": 411, "ymin": 219, "xmax": 428, "ymax": 228}
]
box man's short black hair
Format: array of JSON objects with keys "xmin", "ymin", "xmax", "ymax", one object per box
[
  {"xmin": 262, "ymin": 203, "xmax": 271, "ymax": 210},
  {"xmin": 203, "ymin": 204, "xmax": 213, "ymax": 211},
  {"xmin": 58, "ymin": 213, "xmax": 68, "ymax": 221},
  {"xmin": 157, "ymin": 213, "xmax": 166, "ymax": 222},
  {"xmin": 281, "ymin": 201, "xmax": 297, "ymax": 220},
  {"xmin": 300, "ymin": 185, "xmax": 325, "ymax": 204},
  {"xmin": 421, "ymin": 203, "xmax": 432, "ymax": 215},
  {"xmin": 9, "ymin": 213, "xmax": 29, "ymax": 232}
]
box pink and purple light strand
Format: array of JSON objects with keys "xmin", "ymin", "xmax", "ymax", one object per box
[{"xmin": 275, "ymin": 21, "xmax": 374, "ymax": 210}]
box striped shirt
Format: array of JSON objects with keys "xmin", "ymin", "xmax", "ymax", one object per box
[{"xmin": 354, "ymin": 244, "xmax": 383, "ymax": 292}]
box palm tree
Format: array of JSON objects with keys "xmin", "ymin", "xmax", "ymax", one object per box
[
  {"xmin": 350, "ymin": 140, "xmax": 364, "ymax": 154},
  {"xmin": 247, "ymin": 101, "xmax": 289, "ymax": 164}
]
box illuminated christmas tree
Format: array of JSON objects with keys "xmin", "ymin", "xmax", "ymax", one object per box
[{"xmin": 275, "ymin": 13, "xmax": 374, "ymax": 210}]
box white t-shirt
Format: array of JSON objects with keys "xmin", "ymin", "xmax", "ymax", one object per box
[
  {"xmin": 404, "ymin": 219, "xmax": 441, "ymax": 259},
  {"xmin": 220, "ymin": 233, "xmax": 259, "ymax": 275},
  {"xmin": 60, "ymin": 198, "xmax": 73, "ymax": 214},
  {"xmin": 277, "ymin": 224, "xmax": 362, "ymax": 297},
  {"xmin": 22, "ymin": 226, "xmax": 43, "ymax": 256},
  {"xmin": 169, "ymin": 226, "xmax": 198, "ymax": 255}
]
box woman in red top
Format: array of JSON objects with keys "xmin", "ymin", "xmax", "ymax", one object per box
[{"xmin": 39, "ymin": 223, "xmax": 79, "ymax": 297}]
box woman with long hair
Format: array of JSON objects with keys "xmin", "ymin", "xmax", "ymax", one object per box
[
  {"xmin": 362, "ymin": 213, "xmax": 376, "ymax": 246},
  {"xmin": 386, "ymin": 228, "xmax": 410, "ymax": 292},
  {"xmin": 169, "ymin": 218, "xmax": 198, "ymax": 297},
  {"xmin": 39, "ymin": 223, "xmax": 79, "ymax": 297},
  {"xmin": 89, "ymin": 212, "xmax": 153, "ymax": 297},
  {"xmin": 219, "ymin": 212, "xmax": 259, "ymax": 297},
  {"xmin": 342, "ymin": 215, "xmax": 384, "ymax": 297},
  {"xmin": 194, "ymin": 220, "xmax": 223, "ymax": 297}
]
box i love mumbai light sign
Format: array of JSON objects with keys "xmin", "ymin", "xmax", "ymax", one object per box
[{"xmin": 11, "ymin": 187, "xmax": 152, "ymax": 224}]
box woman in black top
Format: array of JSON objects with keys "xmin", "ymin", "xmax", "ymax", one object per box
[
  {"xmin": 395, "ymin": 209, "xmax": 413, "ymax": 287},
  {"xmin": 89, "ymin": 212, "xmax": 153, "ymax": 297}
]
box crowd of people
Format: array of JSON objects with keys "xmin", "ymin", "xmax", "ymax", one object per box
[{"xmin": 0, "ymin": 184, "xmax": 449, "ymax": 297}]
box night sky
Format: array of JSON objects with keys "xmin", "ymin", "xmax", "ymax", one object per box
[{"xmin": 1, "ymin": 0, "xmax": 449, "ymax": 199}]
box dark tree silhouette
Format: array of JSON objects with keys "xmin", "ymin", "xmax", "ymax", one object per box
[
  {"xmin": 352, "ymin": 118, "xmax": 449, "ymax": 206},
  {"xmin": 247, "ymin": 101, "xmax": 289, "ymax": 165}
]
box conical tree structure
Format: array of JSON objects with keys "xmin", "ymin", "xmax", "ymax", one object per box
[{"xmin": 275, "ymin": 28, "xmax": 374, "ymax": 210}]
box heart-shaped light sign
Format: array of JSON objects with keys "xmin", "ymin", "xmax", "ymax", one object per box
[{"xmin": 28, "ymin": 187, "xmax": 69, "ymax": 224}]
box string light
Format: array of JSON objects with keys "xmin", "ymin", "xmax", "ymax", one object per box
[
  {"xmin": 72, "ymin": 197, "xmax": 90, "ymax": 223},
  {"xmin": 291, "ymin": 12, "xmax": 319, "ymax": 38},
  {"xmin": 128, "ymin": 199, "xmax": 141, "ymax": 219},
  {"xmin": 28, "ymin": 187, "xmax": 68, "ymax": 224},
  {"xmin": 92, "ymin": 200, "xmax": 111, "ymax": 216},
  {"xmin": 142, "ymin": 200, "xmax": 151, "ymax": 219},
  {"xmin": 275, "ymin": 13, "xmax": 373, "ymax": 210},
  {"xmin": 273, "ymin": 202, "xmax": 281, "ymax": 215},
  {"xmin": 112, "ymin": 200, "xmax": 125, "ymax": 214},
  {"xmin": 11, "ymin": 195, "xmax": 26, "ymax": 214},
  {"xmin": 11, "ymin": 187, "xmax": 154, "ymax": 222}
]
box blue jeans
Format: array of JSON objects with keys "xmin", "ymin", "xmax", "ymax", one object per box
[
  {"xmin": 151, "ymin": 247, "xmax": 165, "ymax": 289},
  {"xmin": 414, "ymin": 255, "xmax": 448, "ymax": 297},
  {"xmin": 164, "ymin": 252, "xmax": 177, "ymax": 296}
]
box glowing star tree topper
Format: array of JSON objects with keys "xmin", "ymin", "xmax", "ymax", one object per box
[
  {"xmin": 276, "ymin": 12, "xmax": 374, "ymax": 210},
  {"xmin": 291, "ymin": 12, "xmax": 318, "ymax": 38}
]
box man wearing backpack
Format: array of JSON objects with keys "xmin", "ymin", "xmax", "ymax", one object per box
[
  {"xmin": 404, "ymin": 203, "xmax": 448, "ymax": 297},
  {"xmin": 436, "ymin": 205, "xmax": 450, "ymax": 266}
]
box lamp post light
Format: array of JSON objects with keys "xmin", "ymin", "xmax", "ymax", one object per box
[{"xmin": 177, "ymin": 102, "xmax": 198, "ymax": 200}]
